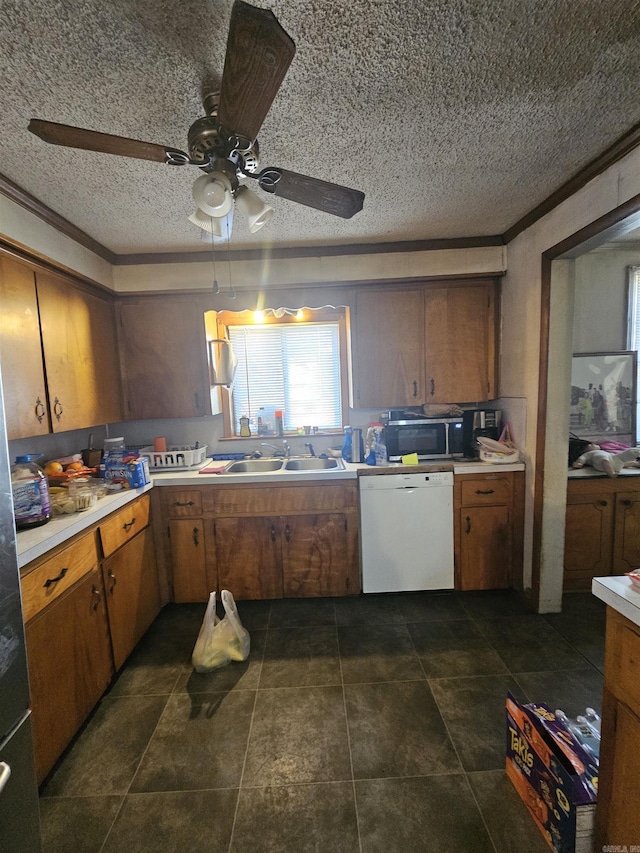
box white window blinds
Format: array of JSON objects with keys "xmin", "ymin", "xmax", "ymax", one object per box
[
  {"xmin": 228, "ymin": 323, "xmax": 342, "ymax": 433},
  {"xmin": 627, "ymin": 264, "xmax": 640, "ymax": 442}
]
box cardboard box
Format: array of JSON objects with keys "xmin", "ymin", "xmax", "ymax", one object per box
[
  {"xmin": 506, "ymin": 693, "xmax": 597, "ymax": 853},
  {"xmin": 102, "ymin": 452, "xmax": 150, "ymax": 489}
]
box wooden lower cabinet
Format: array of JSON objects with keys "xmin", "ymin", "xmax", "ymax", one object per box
[
  {"xmin": 159, "ymin": 482, "xmax": 360, "ymax": 601},
  {"xmin": 564, "ymin": 477, "xmax": 640, "ymax": 591},
  {"xmin": 595, "ymin": 607, "xmax": 640, "ymax": 848},
  {"xmin": 23, "ymin": 493, "xmax": 162, "ymax": 784},
  {"xmin": 25, "ymin": 567, "xmax": 113, "ymax": 784},
  {"xmin": 454, "ymin": 471, "xmax": 524, "ymax": 590},
  {"xmin": 102, "ymin": 525, "xmax": 161, "ymax": 670}
]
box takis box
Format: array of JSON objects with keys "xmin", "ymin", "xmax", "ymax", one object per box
[{"xmin": 506, "ymin": 693, "xmax": 597, "ymax": 853}]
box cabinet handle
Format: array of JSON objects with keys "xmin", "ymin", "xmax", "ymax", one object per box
[
  {"xmin": 43, "ymin": 567, "xmax": 68, "ymax": 588},
  {"xmin": 621, "ymin": 499, "xmax": 632, "ymax": 506},
  {"xmin": 194, "ymin": 391, "xmax": 200, "ymax": 409},
  {"xmin": 465, "ymin": 515, "xmax": 471, "ymax": 534},
  {"xmin": 53, "ymin": 397, "xmax": 63, "ymax": 421},
  {"xmin": 430, "ymin": 378, "xmax": 435, "ymax": 397},
  {"xmin": 193, "ymin": 527, "xmax": 199, "ymax": 546},
  {"xmin": 285, "ymin": 523, "xmax": 291, "ymax": 542},
  {"xmin": 122, "ymin": 518, "xmax": 136, "ymax": 531},
  {"xmin": 107, "ymin": 568, "xmax": 117, "ymax": 591},
  {"xmin": 173, "ymin": 500, "xmax": 195, "ymax": 507},
  {"xmin": 599, "ymin": 501, "xmax": 608, "ymax": 507},
  {"xmin": 91, "ymin": 584, "xmax": 101, "ymax": 610},
  {"xmin": 0, "ymin": 762, "xmax": 11, "ymax": 794},
  {"xmin": 34, "ymin": 397, "xmax": 46, "ymax": 423},
  {"xmin": 412, "ymin": 380, "xmax": 418, "ymax": 397},
  {"xmin": 270, "ymin": 524, "xmax": 276, "ymax": 542},
  {"xmin": 476, "ymin": 489, "xmax": 495, "ymax": 495}
]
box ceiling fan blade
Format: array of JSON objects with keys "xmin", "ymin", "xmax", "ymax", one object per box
[
  {"xmin": 28, "ymin": 119, "xmax": 190, "ymax": 165},
  {"xmin": 257, "ymin": 168, "xmax": 365, "ymax": 219},
  {"xmin": 218, "ymin": 1, "xmax": 295, "ymax": 144}
]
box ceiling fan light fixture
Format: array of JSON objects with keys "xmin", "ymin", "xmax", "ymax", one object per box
[
  {"xmin": 188, "ymin": 208, "xmax": 224, "ymax": 236},
  {"xmin": 235, "ymin": 185, "xmax": 274, "ymax": 233},
  {"xmin": 193, "ymin": 172, "xmax": 233, "ymax": 217}
]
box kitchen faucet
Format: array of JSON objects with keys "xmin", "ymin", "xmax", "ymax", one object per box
[
  {"xmin": 305, "ymin": 442, "xmax": 316, "ymax": 457},
  {"xmin": 260, "ymin": 441, "xmax": 291, "ymax": 458}
]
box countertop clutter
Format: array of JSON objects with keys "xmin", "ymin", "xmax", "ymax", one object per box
[{"xmin": 16, "ymin": 459, "xmax": 524, "ymax": 567}]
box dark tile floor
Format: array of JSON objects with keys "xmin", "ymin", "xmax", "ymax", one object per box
[{"xmin": 39, "ymin": 590, "xmax": 606, "ymax": 852}]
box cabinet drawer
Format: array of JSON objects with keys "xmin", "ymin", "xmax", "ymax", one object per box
[
  {"xmin": 98, "ymin": 493, "xmax": 151, "ymax": 557},
  {"xmin": 21, "ymin": 533, "xmax": 98, "ymax": 623},
  {"xmin": 460, "ymin": 477, "xmax": 512, "ymax": 505},
  {"xmin": 165, "ymin": 490, "xmax": 203, "ymax": 517}
]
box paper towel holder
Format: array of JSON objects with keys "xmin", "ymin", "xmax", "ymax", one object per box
[{"xmin": 208, "ymin": 338, "xmax": 237, "ymax": 386}]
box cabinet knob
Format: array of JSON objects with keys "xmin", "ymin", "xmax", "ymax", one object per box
[
  {"xmin": 34, "ymin": 397, "xmax": 46, "ymax": 423},
  {"xmin": 599, "ymin": 501, "xmax": 608, "ymax": 507},
  {"xmin": 621, "ymin": 499, "xmax": 632, "ymax": 506},
  {"xmin": 270, "ymin": 524, "xmax": 276, "ymax": 542},
  {"xmin": 285, "ymin": 523, "xmax": 291, "ymax": 542},
  {"xmin": 53, "ymin": 397, "xmax": 63, "ymax": 421}
]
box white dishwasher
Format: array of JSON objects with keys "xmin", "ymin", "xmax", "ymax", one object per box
[{"xmin": 359, "ymin": 471, "xmax": 454, "ymax": 593}]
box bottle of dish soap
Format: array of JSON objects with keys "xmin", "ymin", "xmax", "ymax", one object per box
[
  {"xmin": 11, "ymin": 454, "xmax": 51, "ymax": 529},
  {"xmin": 239, "ymin": 415, "xmax": 251, "ymax": 437}
]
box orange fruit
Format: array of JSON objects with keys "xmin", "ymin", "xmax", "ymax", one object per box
[
  {"xmin": 65, "ymin": 461, "xmax": 85, "ymax": 472},
  {"xmin": 45, "ymin": 461, "xmax": 64, "ymax": 476}
]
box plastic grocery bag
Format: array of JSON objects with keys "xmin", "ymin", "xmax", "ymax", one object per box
[{"xmin": 191, "ymin": 590, "xmax": 251, "ymax": 673}]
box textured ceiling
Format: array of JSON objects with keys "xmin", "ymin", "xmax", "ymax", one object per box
[{"xmin": 1, "ymin": 0, "xmax": 640, "ymax": 255}]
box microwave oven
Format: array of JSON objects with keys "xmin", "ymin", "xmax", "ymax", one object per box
[{"xmin": 384, "ymin": 417, "xmax": 464, "ymax": 462}]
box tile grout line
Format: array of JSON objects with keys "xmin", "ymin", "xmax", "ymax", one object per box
[
  {"xmin": 226, "ymin": 602, "xmax": 272, "ymax": 852},
  {"xmin": 336, "ymin": 602, "xmax": 365, "ymax": 853}
]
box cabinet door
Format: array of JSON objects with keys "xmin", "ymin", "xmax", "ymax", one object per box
[
  {"xmin": 25, "ymin": 568, "xmax": 113, "ymax": 783},
  {"xmin": 118, "ymin": 297, "xmax": 210, "ymax": 419},
  {"xmin": 424, "ymin": 283, "xmax": 497, "ymax": 403},
  {"xmin": 36, "ymin": 270, "xmax": 123, "ymax": 431},
  {"xmin": 282, "ymin": 512, "xmax": 358, "ymax": 597},
  {"xmin": 0, "ymin": 256, "xmax": 49, "ymax": 438},
  {"xmin": 563, "ymin": 491, "xmax": 614, "ymax": 590},
  {"xmin": 169, "ymin": 519, "xmax": 210, "ymax": 603},
  {"xmin": 102, "ymin": 526, "xmax": 161, "ymax": 670},
  {"xmin": 353, "ymin": 289, "xmax": 424, "ymax": 407},
  {"xmin": 215, "ymin": 516, "xmax": 283, "ymax": 600},
  {"xmin": 458, "ymin": 505, "xmax": 511, "ymax": 590},
  {"xmin": 613, "ymin": 491, "xmax": 640, "ymax": 573},
  {"xmin": 598, "ymin": 699, "xmax": 640, "ymax": 847}
]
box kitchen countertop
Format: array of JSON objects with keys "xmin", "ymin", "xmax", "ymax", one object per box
[
  {"xmin": 16, "ymin": 458, "xmax": 524, "ymax": 568},
  {"xmin": 592, "ymin": 575, "xmax": 640, "ymax": 628},
  {"xmin": 568, "ymin": 467, "xmax": 640, "ymax": 479}
]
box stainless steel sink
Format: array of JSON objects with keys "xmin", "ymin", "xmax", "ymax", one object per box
[
  {"xmin": 224, "ymin": 459, "xmax": 284, "ymax": 473},
  {"xmin": 284, "ymin": 457, "xmax": 345, "ymax": 471}
]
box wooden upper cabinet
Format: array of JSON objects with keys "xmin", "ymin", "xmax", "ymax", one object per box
[
  {"xmin": 117, "ymin": 297, "xmax": 210, "ymax": 419},
  {"xmin": 424, "ymin": 282, "xmax": 497, "ymax": 403},
  {"xmin": 352, "ymin": 280, "xmax": 499, "ymax": 409},
  {"xmin": 36, "ymin": 270, "xmax": 123, "ymax": 432},
  {"xmin": 353, "ymin": 289, "xmax": 425, "ymax": 407},
  {"xmin": 0, "ymin": 256, "xmax": 49, "ymax": 439}
]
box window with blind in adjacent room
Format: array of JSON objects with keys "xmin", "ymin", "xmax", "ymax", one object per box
[{"xmin": 627, "ymin": 263, "xmax": 640, "ymax": 443}]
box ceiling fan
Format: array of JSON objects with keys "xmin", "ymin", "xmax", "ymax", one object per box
[{"xmin": 28, "ymin": 0, "xmax": 365, "ymax": 237}]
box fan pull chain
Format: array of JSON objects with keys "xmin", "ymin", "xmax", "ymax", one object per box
[
  {"xmin": 210, "ymin": 225, "xmax": 219, "ymax": 294},
  {"xmin": 226, "ymin": 217, "xmax": 235, "ymax": 298}
]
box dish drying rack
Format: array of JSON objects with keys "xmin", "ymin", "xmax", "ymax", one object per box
[{"xmin": 140, "ymin": 445, "xmax": 207, "ymax": 470}]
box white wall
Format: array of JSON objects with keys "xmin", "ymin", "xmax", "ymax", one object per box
[
  {"xmin": 502, "ymin": 145, "xmax": 640, "ymax": 611},
  {"xmin": 573, "ymin": 244, "xmax": 640, "ymax": 353}
]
